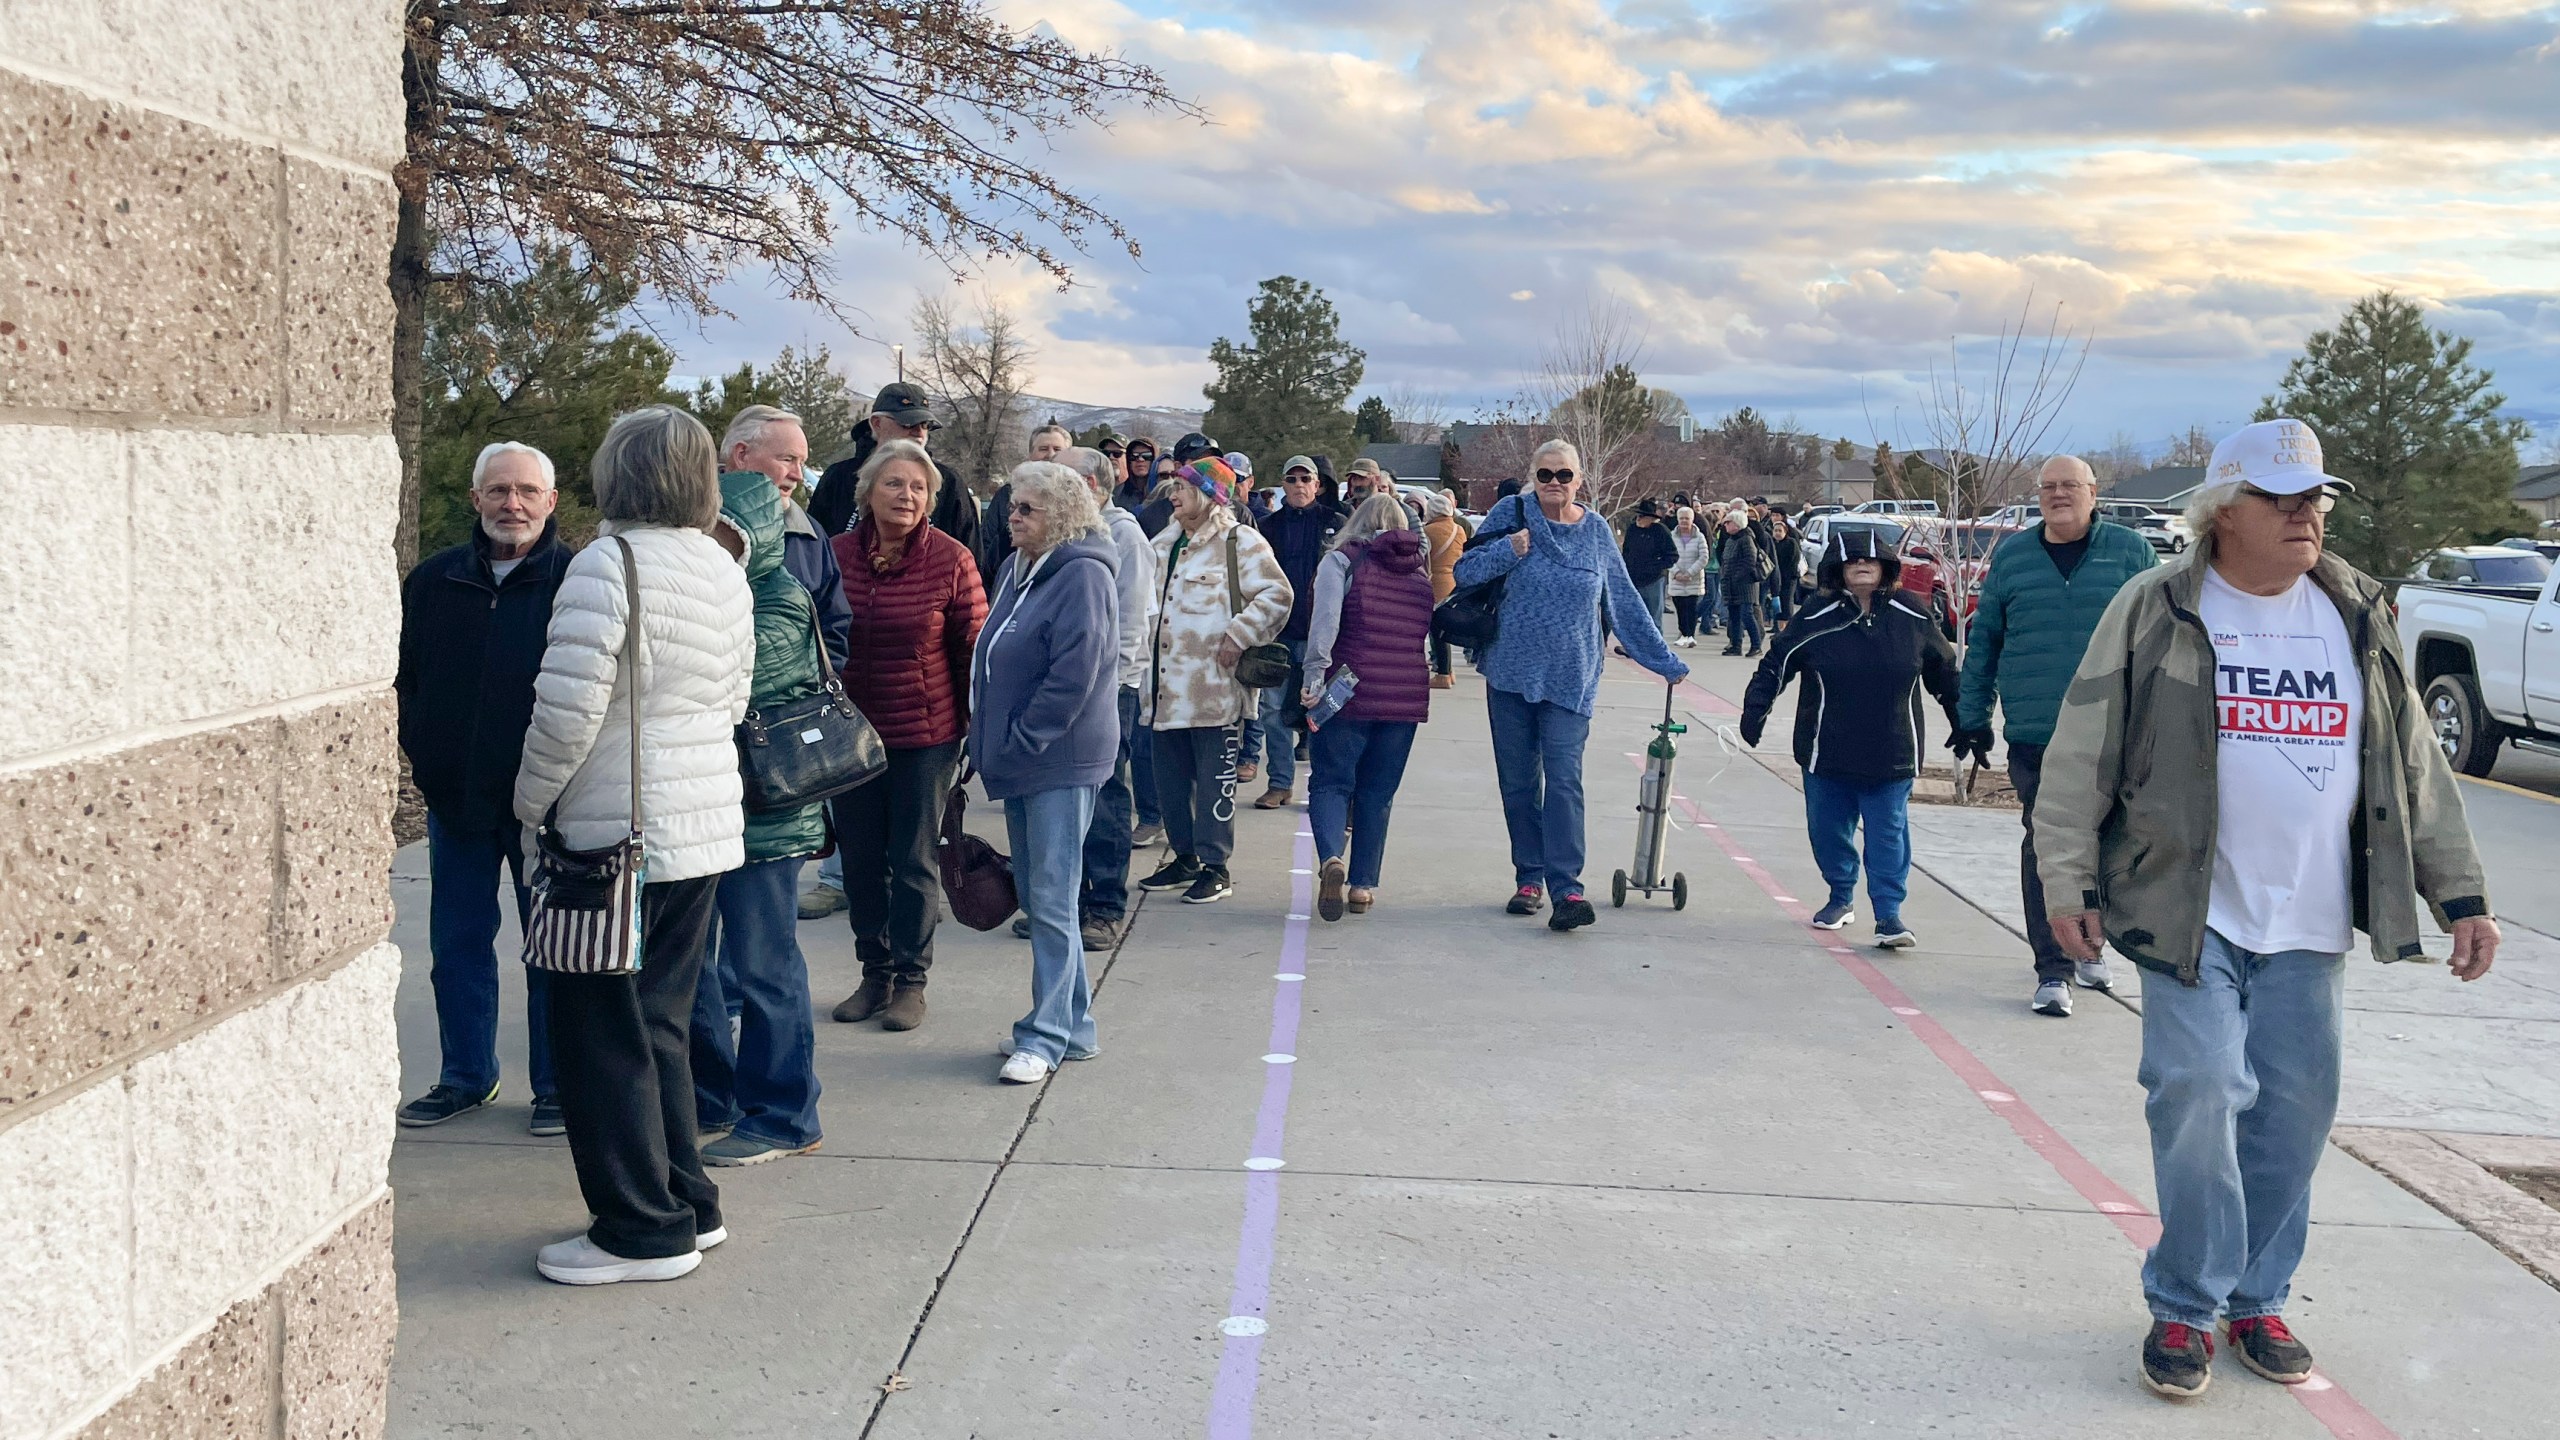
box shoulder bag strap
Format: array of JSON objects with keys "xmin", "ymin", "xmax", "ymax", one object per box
[
  {"xmin": 1224, "ymin": 526, "xmax": 1244, "ymax": 624},
  {"xmin": 612, "ymin": 535, "xmax": 644, "ymax": 842}
]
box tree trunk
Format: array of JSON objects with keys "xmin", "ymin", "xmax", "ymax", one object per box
[{"xmin": 390, "ymin": 24, "xmax": 437, "ymax": 576}]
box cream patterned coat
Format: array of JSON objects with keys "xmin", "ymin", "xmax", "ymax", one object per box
[{"xmin": 1141, "ymin": 507, "xmax": 1293, "ymax": 729}]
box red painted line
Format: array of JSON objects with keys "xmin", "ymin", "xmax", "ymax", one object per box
[{"xmin": 1621, "ymin": 675, "xmax": 2403, "ymax": 1436}]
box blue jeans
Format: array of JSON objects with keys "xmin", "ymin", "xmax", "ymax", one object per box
[
  {"xmin": 688, "ymin": 857, "xmax": 822, "ymax": 1147},
  {"xmin": 2140, "ymin": 932, "xmax": 2345, "ymax": 1328},
  {"xmin": 1007, "ymin": 787, "xmax": 1100, "ymax": 1064},
  {"xmin": 1701, "ymin": 572, "xmax": 1722, "ymax": 629},
  {"xmin": 1486, "ymin": 687, "xmax": 1592, "ymax": 897},
  {"xmin": 1723, "ymin": 584, "xmax": 1764, "ymax": 650},
  {"xmin": 424, "ymin": 810, "xmax": 553, "ymax": 1099},
  {"xmin": 1250, "ymin": 638, "xmax": 1306, "ymax": 789},
  {"xmin": 1635, "ymin": 577, "xmax": 1669, "ymax": 638},
  {"xmin": 1802, "ymin": 773, "xmax": 1911, "ymax": 923},
  {"xmin": 1131, "ymin": 719, "xmax": 1161, "ymax": 827},
  {"xmin": 1079, "ymin": 687, "xmax": 1140, "ymax": 922},
  {"xmin": 1308, "ymin": 718, "xmax": 1419, "ymax": 888}
]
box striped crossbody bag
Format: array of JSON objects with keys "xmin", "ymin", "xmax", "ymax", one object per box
[{"xmin": 523, "ymin": 535, "xmax": 648, "ymax": 975}]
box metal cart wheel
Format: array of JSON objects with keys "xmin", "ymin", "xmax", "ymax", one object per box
[
  {"xmin": 1611, "ymin": 870, "xmax": 1629, "ymax": 907},
  {"xmin": 1671, "ymin": 873, "xmax": 1688, "ymax": 911}
]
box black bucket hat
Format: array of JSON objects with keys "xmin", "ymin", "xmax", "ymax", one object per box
[{"xmin": 1816, "ymin": 524, "xmax": 1903, "ymax": 594}]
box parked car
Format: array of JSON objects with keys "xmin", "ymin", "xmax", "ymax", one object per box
[
  {"xmin": 1796, "ymin": 514, "xmax": 1958, "ymax": 636},
  {"xmin": 1796, "ymin": 503, "xmax": 1847, "ymax": 521},
  {"xmin": 2396, "ymin": 560, "xmax": 2560, "ymax": 776},
  {"xmin": 2095, "ymin": 500, "xmax": 2190, "ymax": 554},
  {"xmin": 1852, "ymin": 498, "xmax": 1942, "ymax": 517},
  {"xmin": 2410, "ymin": 545, "xmax": 2553, "ymax": 589},
  {"xmin": 2496, "ymin": 536, "xmax": 2560, "ymax": 563},
  {"xmin": 1980, "ymin": 503, "xmax": 2038, "ymax": 528}
]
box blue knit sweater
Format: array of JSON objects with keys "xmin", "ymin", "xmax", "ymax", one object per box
[{"xmin": 1454, "ymin": 494, "xmax": 1688, "ymax": 715}]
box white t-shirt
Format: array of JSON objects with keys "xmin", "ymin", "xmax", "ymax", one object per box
[
  {"xmin": 2199, "ymin": 569, "xmax": 2365, "ymax": 954},
  {"xmin": 490, "ymin": 556, "xmax": 524, "ymax": 583}
]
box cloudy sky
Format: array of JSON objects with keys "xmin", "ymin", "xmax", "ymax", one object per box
[{"xmin": 662, "ymin": 0, "xmax": 2560, "ymax": 457}]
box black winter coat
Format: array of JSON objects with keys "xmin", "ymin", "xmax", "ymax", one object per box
[
  {"xmin": 1620, "ymin": 520, "xmax": 1678, "ymax": 588},
  {"xmin": 1717, "ymin": 530, "xmax": 1767, "ymax": 587},
  {"xmin": 395, "ymin": 520, "xmax": 574, "ymax": 831},
  {"xmin": 1739, "ymin": 589, "xmax": 1960, "ymax": 781},
  {"xmin": 1256, "ymin": 499, "xmax": 1348, "ymax": 641},
  {"xmin": 806, "ymin": 427, "xmax": 981, "ymax": 554}
]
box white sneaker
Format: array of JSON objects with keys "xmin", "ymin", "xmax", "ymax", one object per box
[
  {"xmin": 695, "ymin": 1226, "xmax": 727, "ymax": 1252},
  {"xmin": 536, "ymin": 1234, "xmax": 701, "ymax": 1285},
  {"xmin": 997, "ymin": 1036, "xmax": 1098, "ymax": 1061},
  {"xmin": 998, "ymin": 1050, "xmax": 1053, "ymax": 1084},
  {"xmin": 2032, "ymin": 980, "xmax": 2073, "ymax": 1017},
  {"xmin": 2073, "ymin": 957, "xmax": 2114, "ymax": 991}
]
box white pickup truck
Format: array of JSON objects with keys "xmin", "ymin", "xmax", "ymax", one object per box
[{"xmin": 2397, "ymin": 561, "xmax": 2560, "ymax": 775}]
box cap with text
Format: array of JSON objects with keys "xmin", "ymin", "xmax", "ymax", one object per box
[{"xmin": 2208, "ymin": 418, "xmax": 2353, "ymax": 497}]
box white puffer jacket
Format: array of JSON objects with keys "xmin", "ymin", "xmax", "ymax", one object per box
[{"xmin": 514, "ymin": 522, "xmax": 756, "ymax": 882}]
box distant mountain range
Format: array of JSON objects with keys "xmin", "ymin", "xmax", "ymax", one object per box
[{"xmin": 1015, "ymin": 393, "xmax": 1207, "ymax": 444}]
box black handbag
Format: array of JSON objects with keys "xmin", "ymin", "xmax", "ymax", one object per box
[
  {"xmin": 736, "ymin": 633, "xmax": 888, "ymax": 810},
  {"xmin": 1224, "ymin": 528, "xmax": 1295, "ymax": 690},
  {"xmin": 1434, "ymin": 500, "xmax": 1520, "ymax": 650},
  {"xmin": 937, "ymin": 762, "xmax": 1018, "ymax": 931}
]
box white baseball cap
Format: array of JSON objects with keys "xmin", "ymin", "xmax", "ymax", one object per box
[{"xmin": 2207, "ymin": 418, "xmax": 2353, "ymax": 497}]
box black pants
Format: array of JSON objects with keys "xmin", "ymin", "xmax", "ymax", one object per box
[
  {"xmin": 834, "ymin": 739, "xmax": 962, "ymax": 981},
  {"xmin": 547, "ymin": 874, "xmax": 724, "ymax": 1260},
  {"xmin": 1770, "ymin": 579, "xmax": 1796, "ymax": 623},
  {"xmin": 1430, "ymin": 630, "xmax": 1454, "ymax": 677},
  {"xmin": 1671, "ymin": 594, "xmax": 1701, "ymax": 638},
  {"xmin": 2006, "ymin": 741, "xmax": 2074, "ymax": 983},
  {"xmin": 1153, "ymin": 721, "xmax": 1241, "ymax": 868}
]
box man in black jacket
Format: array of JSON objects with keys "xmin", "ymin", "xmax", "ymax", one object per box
[
  {"xmin": 393, "ymin": 442, "xmax": 575, "ymax": 1135},
  {"xmin": 804, "ymin": 382, "xmax": 980, "ymax": 553},
  {"xmin": 1619, "ymin": 497, "xmax": 1679, "ymax": 643},
  {"xmin": 1245, "ymin": 455, "xmax": 1346, "ymax": 807}
]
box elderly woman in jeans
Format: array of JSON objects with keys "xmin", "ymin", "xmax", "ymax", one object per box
[
  {"xmin": 514, "ymin": 405, "xmax": 753, "ymax": 1286},
  {"xmin": 1451, "ymin": 439, "xmax": 1688, "ymax": 933},
  {"xmin": 1300, "ymin": 493, "xmax": 1436, "ymax": 920},
  {"xmin": 974, "ymin": 462, "xmax": 1124, "ymax": 1083}
]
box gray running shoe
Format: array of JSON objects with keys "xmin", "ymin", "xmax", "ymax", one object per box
[
  {"xmin": 2074, "ymin": 957, "xmax": 2114, "ymax": 991},
  {"xmin": 797, "ymin": 882, "xmax": 846, "ymax": 920},
  {"xmin": 2033, "ymin": 980, "xmax": 2073, "ymax": 1017}
]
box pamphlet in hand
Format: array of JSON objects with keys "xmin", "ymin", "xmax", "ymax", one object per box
[{"xmin": 1306, "ymin": 666, "xmax": 1359, "ymax": 731}]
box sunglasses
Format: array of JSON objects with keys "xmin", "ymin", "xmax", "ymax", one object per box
[
  {"xmin": 1534, "ymin": 468, "xmax": 1577, "ymax": 484},
  {"xmin": 1101, "ymin": 445, "xmax": 1126, "ymax": 458},
  {"xmin": 2242, "ymin": 485, "xmax": 2337, "ymax": 516},
  {"xmin": 1009, "ymin": 501, "xmax": 1042, "ymax": 517}
]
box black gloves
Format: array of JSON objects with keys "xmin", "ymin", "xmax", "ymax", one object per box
[
  {"xmin": 1739, "ymin": 716, "xmax": 1764, "ymax": 748},
  {"xmin": 1945, "ymin": 725, "xmax": 1994, "ymax": 766}
]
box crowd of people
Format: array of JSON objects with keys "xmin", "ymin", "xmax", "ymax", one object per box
[{"xmin": 392, "ymin": 394, "xmax": 2504, "ymax": 1405}]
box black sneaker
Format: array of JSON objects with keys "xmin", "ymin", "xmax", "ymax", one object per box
[
  {"xmin": 1182, "ymin": 867, "xmax": 1234, "ymax": 904},
  {"xmin": 1505, "ymin": 884, "xmax": 1544, "ymax": 915},
  {"xmin": 1010, "ymin": 914, "xmax": 1033, "ymax": 938},
  {"xmin": 1874, "ymin": 918, "xmax": 1917, "ymax": 949},
  {"xmin": 2225, "ymin": 1316, "xmax": 2314, "ymax": 1384},
  {"xmin": 397, "ymin": 1081, "xmax": 499, "ymax": 1128},
  {"xmin": 2141, "ymin": 1321, "xmax": 2214, "ymax": 1398},
  {"xmin": 529, "ymin": 1096, "xmax": 565, "ymax": 1137},
  {"xmin": 1140, "ymin": 855, "xmax": 1203, "ymax": 891},
  {"xmin": 1548, "ymin": 893, "xmax": 1598, "ymax": 931},
  {"xmin": 1809, "ymin": 900, "xmax": 1854, "ymax": 930}
]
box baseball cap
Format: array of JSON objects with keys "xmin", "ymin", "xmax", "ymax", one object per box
[
  {"xmin": 1172, "ymin": 432, "xmax": 1219, "ymax": 463},
  {"xmin": 1281, "ymin": 454, "xmax": 1317, "ymax": 478},
  {"xmin": 1345, "ymin": 457, "xmax": 1385, "ymax": 478},
  {"xmin": 869, "ymin": 382, "xmax": 937, "ymax": 427},
  {"xmin": 1223, "ymin": 451, "xmax": 1255, "ymax": 479},
  {"xmin": 2208, "ymin": 418, "xmax": 2353, "ymax": 497}
]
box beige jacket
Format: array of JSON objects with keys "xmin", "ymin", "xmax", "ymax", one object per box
[
  {"xmin": 1142, "ymin": 508, "xmax": 1293, "ymax": 729},
  {"xmin": 2034, "ymin": 540, "xmax": 2489, "ymax": 982}
]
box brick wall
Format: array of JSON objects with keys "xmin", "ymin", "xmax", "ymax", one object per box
[{"xmin": 0, "ymin": 3, "xmax": 407, "ymax": 1437}]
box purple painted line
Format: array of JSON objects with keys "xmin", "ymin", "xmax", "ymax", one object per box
[{"xmin": 1206, "ymin": 821, "xmax": 1316, "ymax": 1440}]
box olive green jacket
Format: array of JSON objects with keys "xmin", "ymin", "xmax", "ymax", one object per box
[
  {"xmin": 2032, "ymin": 538, "xmax": 2490, "ymax": 984},
  {"xmin": 717, "ymin": 472, "xmax": 827, "ymax": 863}
]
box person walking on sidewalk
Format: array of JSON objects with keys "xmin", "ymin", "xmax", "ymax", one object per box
[
  {"xmin": 1666, "ymin": 506, "xmax": 1710, "ymax": 648},
  {"xmin": 1453, "ymin": 441, "xmax": 1689, "ymax": 932},
  {"xmin": 1947, "ymin": 454, "xmax": 2159, "ymax": 1018},
  {"xmin": 395, "ymin": 441, "xmax": 573, "ymax": 1136},
  {"xmin": 824, "ymin": 439, "xmax": 987, "ymax": 1032},
  {"xmin": 515, "ymin": 405, "xmax": 753, "ymax": 1286},
  {"xmin": 2036, "ymin": 419, "xmax": 2499, "ymax": 1400},
  {"xmin": 1715, "ymin": 507, "xmax": 1767, "ymax": 655},
  {"xmin": 688, "ymin": 471, "xmax": 831, "ymax": 1165},
  {"xmin": 1137, "ymin": 457, "xmax": 1293, "ymax": 906},
  {"xmin": 1738, "ymin": 527, "xmax": 1958, "ymax": 949},
  {"xmin": 1300, "ymin": 494, "xmax": 1435, "ymax": 921},
  {"xmin": 1247, "ymin": 455, "xmax": 1345, "ymax": 808},
  {"xmin": 973, "ymin": 463, "xmax": 1123, "ymax": 1084},
  {"xmin": 1619, "ymin": 497, "xmax": 1679, "ymax": 646},
  {"xmin": 1421, "ymin": 489, "xmax": 1467, "ymax": 688}
]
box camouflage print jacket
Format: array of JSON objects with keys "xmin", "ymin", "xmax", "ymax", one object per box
[
  {"xmin": 1141, "ymin": 507, "xmax": 1294, "ymax": 731},
  {"xmin": 2033, "ymin": 539, "xmax": 2490, "ymax": 984}
]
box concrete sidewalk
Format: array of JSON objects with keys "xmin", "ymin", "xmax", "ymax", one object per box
[{"xmin": 385, "ymin": 664, "xmax": 2560, "ymax": 1438}]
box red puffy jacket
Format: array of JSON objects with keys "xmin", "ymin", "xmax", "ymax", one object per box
[{"xmin": 831, "ymin": 520, "xmax": 989, "ymax": 750}]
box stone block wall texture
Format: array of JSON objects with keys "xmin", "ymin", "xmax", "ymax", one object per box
[{"xmin": 0, "ymin": 4, "xmax": 407, "ymax": 1438}]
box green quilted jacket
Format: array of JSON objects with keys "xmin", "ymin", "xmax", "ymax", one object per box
[
  {"xmin": 718, "ymin": 473, "xmax": 827, "ymax": 862},
  {"xmin": 1957, "ymin": 520, "xmax": 2158, "ymax": 746}
]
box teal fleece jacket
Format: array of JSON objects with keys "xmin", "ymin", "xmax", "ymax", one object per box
[{"xmin": 1957, "ymin": 520, "xmax": 2157, "ymax": 746}]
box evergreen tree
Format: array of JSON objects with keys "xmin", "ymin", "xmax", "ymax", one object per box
[
  {"xmin": 1354, "ymin": 395, "xmax": 1395, "ymax": 444},
  {"xmin": 1202, "ymin": 277, "xmax": 1366, "ymax": 475},
  {"xmin": 418, "ymin": 249, "xmax": 678, "ymax": 555},
  {"xmin": 680, "ymin": 364, "xmax": 791, "ymax": 449},
  {"xmin": 1871, "ymin": 439, "xmax": 1899, "ymax": 498},
  {"xmin": 2255, "ymin": 291, "xmax": 2532, "ymax": 577}
]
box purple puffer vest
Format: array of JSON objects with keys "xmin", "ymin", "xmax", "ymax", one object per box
[{"xmin": 1330, "ymin": 530, "xmax": 1435, "ymax": 724}]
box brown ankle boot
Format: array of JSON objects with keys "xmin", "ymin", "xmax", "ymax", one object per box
[
  {"xmin": 832, "ymin": 971, "xmax": 891, "ymax": 1023},
  {"xmin": 879, "ymin": 981, "xmax": 928, "ymax": 1032}
]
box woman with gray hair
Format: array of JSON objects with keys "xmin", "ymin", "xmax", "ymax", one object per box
[
  {"xmin": 514, "ymin": 405, "xmax": 755, "ymax": 1285},
  {"xmin": 973, "ymin": 462, "xmax": 1123, "ymax": 1083},
  {"xmin": 1450, "ymin": 439, "xmax": 1688, "ymax": 932},
  {"xmin": 1300, "ymin": 493, "xmax": 1436, "ymax": 919}
]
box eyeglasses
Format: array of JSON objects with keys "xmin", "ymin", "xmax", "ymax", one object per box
[
  {"xmin": 1010, "ymin": 501, "xmax": 1042, "ymax": 517},
  {"xmin": 2242, "ymin": 485, "xmax": 2337, "ymax": 516},
  {"xmin": 1534, "ymin": 468, "xmax": 1577, "ymax": 484}
]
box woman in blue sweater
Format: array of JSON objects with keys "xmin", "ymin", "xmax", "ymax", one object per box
[{"xmin": 1454, "ymin": 441, "xmax": 1689, "ymax": 931}]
